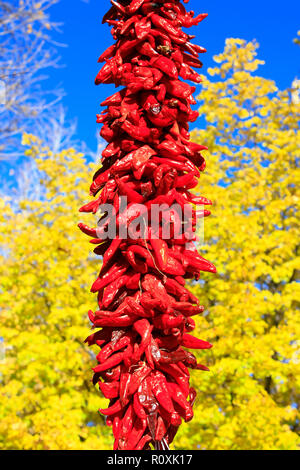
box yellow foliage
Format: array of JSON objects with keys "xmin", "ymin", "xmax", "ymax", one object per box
[{"xmin": 0, "ymin": 38, "xmax": 299, "ymax": 450}]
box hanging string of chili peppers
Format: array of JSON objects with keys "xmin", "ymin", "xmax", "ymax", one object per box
[{"xmin": 79, "ymin": 0, "xmax": 216, "ymax": 451}]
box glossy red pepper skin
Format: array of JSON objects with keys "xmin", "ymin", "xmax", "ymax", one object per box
[{"xmin": 80, "ymin": 0, "xmax": 215, "ymax": 451}]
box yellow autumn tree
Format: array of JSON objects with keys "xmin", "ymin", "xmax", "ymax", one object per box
[
  {"xmin": 0, "ymin": 136, "xmax": 112, "ymax": 449},
  {"xmin": 0, "ymin": 38, "xmax": 299, "ymax": 451},
  {"xmin": 175, "ymin": 38, "xmax": 300, "ymax": 450}
]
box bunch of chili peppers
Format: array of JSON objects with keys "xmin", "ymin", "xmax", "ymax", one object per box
[{"xmin": 79, "ymin": 0, "xmax": 216, "ymax": 450}]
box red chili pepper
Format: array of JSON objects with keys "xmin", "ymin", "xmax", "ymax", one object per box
[
  {"xmin": 157, "ymin": 363, "xmax": 190, "ymax": 398},
  {"xmin": 136, "ymin": 41, "xmax": 159, "ymax": 59},
  {"xmin": 133, "ymin": 392, "xmax": 147, "ymax": 419},
  {"xmin": 135, "ymin": 18, "xmax": 151, "ymax": 40},
  {"xmin": 98, "ymin": 44, "xmax": 117, "ymax": 63},
  {"xmin": 91, "ymin": 262, "xmax": 128, "ymax": 293},
  {"xmin": 150, "ymin": 239, "xmax": 168, "ymax": 271},
  {"xmin": 99, "ymin": 364, "xmax": 121, "ymax": 383},
  {"xmin": 93, "ymin": 352, "xmax": 126, "ymax": 373},
  {"xmin": 117, "ymin": 402, "xmax": 135, "ymax": 449},
  {"xmin": 125, "ymin": 246, "xmax": 150, "ymax": 274},
  {"xmin": 153, "ymin": 314, "xmax": 184, "ymax": 330},
  {"xmin": 132, "ymin": 145, "xmax": 156, "ymax": 170},
  {"xmin": 166, "ymin": 381, "xmax": 193, "ymax": 422},
  {"xmin": 126, "ymin": 272, "xmax": 141, "ymax": 290},
  {"xmin": 112, "ymin": 410, "xmax": 124, "ymax": 450},
  {"xmin": 134, "ymin": 433, "xmax": 152, "ymax": 450},
  {"xmin": 119, "ymin": 369, "xmax": 132, "ymax": 407},
  {"xmin": 128, "ymin": 0, "xmax": 147, "ymax": 14},
  {"xmin": 142, "ymin": 274, "xmax": 169, "ymax": 300},
  {"xmin": 100, "ymin": 274, "xmax": 130, "ymax": 308},
  {"xmin": 118, "ymin": 38, "xmax": 143, "ymax": 59},
  {"xmin": 78, "ymin": 222, "xmax": 98, "ymax": 238},
  {"xmin": 150, "ymin": 56, "xmax": 178, "ymax": 80},
  {"xmin": 155, "ymin": 334, "xmax": 179, "ymax": 350},
  {"xmin": 99, "ymin": 380, "xmax": 120, "ymax": 399},
  {"xmin": 99, "ymin": 399, "xmax": 122, "ymax": 416},
  {"xmin": 127, "ymin": 363, "xmax": 152, "ymax": 397},
  {"xmin": 151, "ymin": 13, "xmax": 186, "ymax": 39},
  {"xmin": 102, "ymin": 237, "xmax": 122, "ymax": 266},
  {"xmin": 189, "ymin": 387, "xmax": 197, "ymax": 407},
  {"xmin": 115, "ymin": 176, "xmax": 145, "ymax": 203},
  {"xmin": 182, "ymin": 12, "xmax": 208, "ymax": 28},
  {"xmin": 93, "ymin": 315, "xmax": 138, "ymax": 328},
  {"xmin": 79, "ymin": 196, "xmax": 103, "ymax": 214},
  {"xmin": 155, "ymin": 415, "xmax": 168, "ymax": 441},
  {"xmin": 124, "ymin": 417, "xmax": 147, "ymax": 450},
  {"xmin": 134, "ymin": 318, "xmax": 153, "ymax": 358},
  {"xmin": 121, "ymin": 119, "xmax": 160, "ymax": 143},
  {"xmin": 181, "ymin": 333, "xmax": 213, "ymax": 350},
  {"xmin": 84, "ymin": 328, "xmax": 112, "ymax": 347},
  {"xmin": 97, "ymin": 334, "xmax": 133, "ymax": 364}
]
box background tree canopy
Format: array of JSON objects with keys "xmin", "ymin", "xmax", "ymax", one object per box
[
  {"xmin": 0, "ymin": 37, "xmax": 299, "ymax": 450},
  {"xmin": 0, "ymin": 0, "xmax": 64, "ymax": 159}
]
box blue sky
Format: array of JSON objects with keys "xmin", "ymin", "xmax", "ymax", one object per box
[
  {"xmin": 2, "ymin": 0, "xmax": 300, "ymax": 165},
  {"xmin": 45, "ymin": 0, "xmax": 299, "ymax": 153}
]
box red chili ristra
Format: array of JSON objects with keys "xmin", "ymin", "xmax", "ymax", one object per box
[{"xmin": 79, "ymin": 0, "xmax": 216, "ymax": 450}]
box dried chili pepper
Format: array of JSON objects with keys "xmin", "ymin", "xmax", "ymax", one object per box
[{"xmin": 80, "ymin": 0, "xmax": 215, "ymax": 451}]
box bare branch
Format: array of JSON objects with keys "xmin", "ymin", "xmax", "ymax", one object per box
[{"xmin": 0, "ymin": 0, "xmax": 65, "ymax": 159}]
